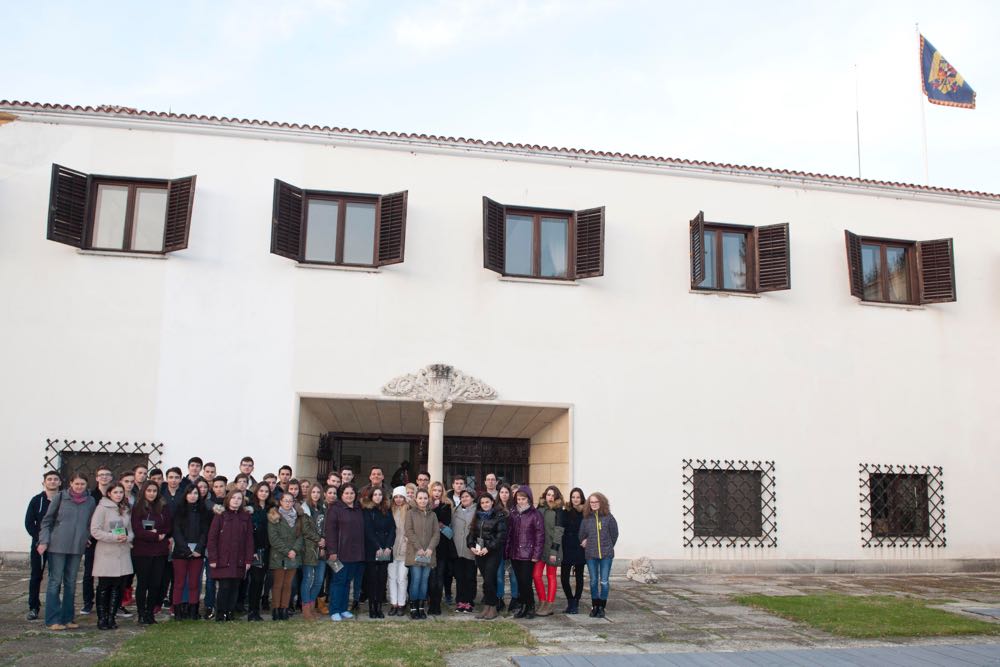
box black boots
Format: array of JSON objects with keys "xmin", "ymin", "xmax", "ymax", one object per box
[
  {"xmin": 172, "ymin": 604, "xmax": 184, "ymax": 621},
  {"xmin": 96, "ymin": 584, "xmax": 111, "ymax": 630},
  {"xmin": 409, "ymin": 601, "xmax": 420, "ymax": 619},
  {"xmin": 189, "ymin": 603, "xmax": 200, "ymax": 621},
  {"xmin": 368, "ymin": 602, "xmax": 384, "ymax": 619},
  {"xmin": 513, "ymin": 599, "xmax": 535, "ymax": 619},
  {"xmin": 589, "ymin": 599, "xmax": 606, "ymax": 618},
  {"xmin": 565, "ymin": 598, "xmax": 579, "ymax": 614},
  {"xmin": 108, "ymin": 586, "xmax": 122, "ymax": 629}
]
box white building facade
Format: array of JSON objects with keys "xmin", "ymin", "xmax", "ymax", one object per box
[{"xmin": 1, "ymin": 101, "xmax": 998, "ymax": 571}]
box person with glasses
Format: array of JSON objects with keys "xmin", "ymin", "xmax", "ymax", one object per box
[{"xmin": 579, "ymin": 492, "xmax": 619, "ymax": 618}]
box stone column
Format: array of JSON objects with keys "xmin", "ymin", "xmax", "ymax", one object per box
[{"xmin": 383, "ymin": 364, "xmax": 497, "ymax": 485}]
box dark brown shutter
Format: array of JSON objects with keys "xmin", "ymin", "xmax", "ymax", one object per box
[
  {"xmin": 163, "ymin": 175, "xmax": 196, "ymax": 252},
  {"xmin": 376, "ymin": 190, "xmax": 407, "ymax": 266},
  {"xmin": 844, "ymin": 230, "xmax": 864, "ymax": 299},
  {"xmin": 574, "ymin": 206, "xmax": 605, "ymax": 279},
  {"xmin": 916, "ymin": 238, "xmax": 956, "ymax": 303},
  {"xmin": 754, "ymin": 222, "xmax": 790, "ymax": 292},
  {"xmin": 483, "ymin": 196, "xmax": 505, "ymax": 274},
  {"xmin": 271, "ymin": 179, "xmax": 304, "ymax": 260},
  {"xmin": 690, "ymin": 211, "xmax": 705, "ymax": 287},
  {"xmin": 47, "ymin": 164, "xmax": 91, "ymax": 248}
]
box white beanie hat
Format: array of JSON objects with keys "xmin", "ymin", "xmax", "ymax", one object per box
[{"xmin": 392, "ymin": 486, "xmax": 407, "ymax": 498}]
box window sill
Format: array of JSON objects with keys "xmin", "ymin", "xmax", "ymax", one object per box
[
  {"xmin": 77, "ymin": 249, "xmax": 168, "ymax": 260},
  {"xmin": 689, "ymin": 289, "xmax": 760, "ymax": 299},
  {"xmin": 857, "ymin": 300, "xmax": 925, "ymax": 311},
  {"xmin": 498, "ymin": 275, "xmax": 579, "ymax": 287},
  {"xmin": 296, "ymin": 263, "xmax": 380, "ymax": 274}
]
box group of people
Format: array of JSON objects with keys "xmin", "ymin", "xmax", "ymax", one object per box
[{"xmin": 25, "ymin": 455, "xmax": 619, "ymax": 631}]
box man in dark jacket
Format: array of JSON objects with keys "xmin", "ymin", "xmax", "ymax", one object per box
[
  {"xmin": 24, "ymin": 471, "xmax": 61, "ymax": 620},
  {"xmin": 390, "ymin": 461, "xmax": 410, "ymax": 488}
]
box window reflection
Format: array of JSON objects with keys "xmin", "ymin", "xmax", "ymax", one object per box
[
  {"xmin": 861, "ymin": 244, "xmax": 882, "ymax": 301},
  {"xmin": 722, "ymin": 232, "xmax": 747, "ymax": 290},
  {"xmin": 702, "ymin": 230, "xmax": 717, "ymax": 288},
  {"xmin": 343, "ymin": 202, "xmax": 376, "ymax": 265},
  {"xmin": 886, "ymin": 246, "xmax": 909, "ymax": 303},
  {"xmin": 304, "ymin": 200, "xmax": 339, "ymax": 263},
  {"xmin": 540, "ymin": 217, "xmax": 567, "ymax": 278},
  {"xmin": 505, "ymin": 214, "xmax": 533, "ymax": 276},
  {"xmin": 92, "ymin": 185, "xmax": 129, "ymax": 249}
]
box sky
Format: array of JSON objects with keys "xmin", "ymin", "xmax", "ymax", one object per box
[{"xmin": 3, "ymin": 0, "xmax": 998, "ymax": 193}]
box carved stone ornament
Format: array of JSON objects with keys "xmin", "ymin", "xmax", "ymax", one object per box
[{"xmin": 382, "ymin": 364, "xmax": 497, "ymax": 411}]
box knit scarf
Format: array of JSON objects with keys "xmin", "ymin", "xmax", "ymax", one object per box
[
  {"xmin": 476, "ymin": 509, "xmax": 492, "ymax": 521},
  {"xmin": 278, "ymin": 506, "xmax": 297, "ymax": 528},
  {"xmin": 69, "ymin": 489, "xmax": 89, "ymax": 504}
]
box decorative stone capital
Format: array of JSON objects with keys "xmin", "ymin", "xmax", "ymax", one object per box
[{"xmin": 382, "ymin": 364, "xmax": 497, "ymax": 410}]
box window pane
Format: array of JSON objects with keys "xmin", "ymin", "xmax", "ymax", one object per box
[
  {"xmin": 721, "ymin": 232, "xmax": 748, "ymax": 290},
  {"xmin": 886, "ymin": 246, "xmax": 910, "ymax": 303},
  {"xmin": 861, "ymin": 244, "xmax": 882, "ymax": 301},
  {"xmin": 304, "ymin": 200, "xmax": 339, "ymax": 263},
  {"xmin": 131, "ymin": 188, "xmax": 167, "ymax": 252},
  {"xmin": 505, "ymin": 214, "xmax": 533, "ymax": 275},
  {"xmin": 702, "ymin": 231, "xmax": 717, "ymax": 288},
  {"xmin": 343, "ymin": 202, "xmax": 376, "ymax": 265},
  {"xmin": 539, "ymin": 217, "xmax": 568, "ymax": 278},
  {"xmin": 92, "ymin": 184, "xmax": 129, "ymax": 249}
]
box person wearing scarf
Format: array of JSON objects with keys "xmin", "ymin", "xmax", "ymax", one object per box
[
  {"xmin": 468, "ymin": 492, "xmax": 507, "ymax": 620},
  {"xmin": 267, "ymin": 493, "xmax": 303, "ymax": 621}
]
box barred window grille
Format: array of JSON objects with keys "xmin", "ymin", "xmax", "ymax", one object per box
[
  {"xmin": 860, "ymin": 463, "xmax": 945, "ymax": 547},
  {"xmin": 683, "ymin": 459, "xmax": 777, "ymax": 548},
  {"xmin": 45, "ymin": 439, "xmax": 164, "ymax": 483}
]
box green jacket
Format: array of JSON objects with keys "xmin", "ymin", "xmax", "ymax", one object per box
[
  {"xmin": 267, "ymin": 508, "xmax": 304, "ymax": 570},
  {"xmin": 540, "ymin": 505, "xmax": 566, "ymax": 566},
  {"xmin": 300, "ymin": 504, "xmax": 323, "ymax": 566}
]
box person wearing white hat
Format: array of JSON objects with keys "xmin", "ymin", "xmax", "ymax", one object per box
[{"xmin": 386, "ymin": 486, "xmax": 410, "ymax": 616}]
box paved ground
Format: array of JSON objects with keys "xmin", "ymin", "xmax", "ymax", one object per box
[{"xmin": 1, "ymin": 560, "xmax": 999, "ymax": 666}]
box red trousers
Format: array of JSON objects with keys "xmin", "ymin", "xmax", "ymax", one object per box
[
  {"xmin": 532, "ymin": 562, "xmax": 557, "ymax": 603},
  {"xmin": 171, "ymin": 558, "xmax": 203, "ymax": 605}
]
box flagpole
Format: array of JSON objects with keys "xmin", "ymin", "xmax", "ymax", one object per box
[
  {"xmin": 916, "ymin": 23, "xmax": 930, "ymax": 185},
  {"xmin": 854, "ymin": 64, "xmax": 862, "ymax": 178}
]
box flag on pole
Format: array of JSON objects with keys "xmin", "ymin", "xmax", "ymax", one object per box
[{"xmin": 919, "ymin": 35, "xmax": 975, "ymax": 109}]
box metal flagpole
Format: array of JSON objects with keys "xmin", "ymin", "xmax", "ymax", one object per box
[
  {"xmin": 916, "ymin": 23, "xmax": 930, "ymax": 185},
  {"xmin": 854, "ymin": 64, "xmax": 862, "ymax": 178}
]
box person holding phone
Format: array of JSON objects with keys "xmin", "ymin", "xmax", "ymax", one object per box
[
  {"xmin": 325, "ymin": 483, "xmax": 364, "ymax": 621},
  {"xmin": 130, "ymin": 480, "xmax": 172, "ymax": 626},
  {"xmin": 362, "ymin": 487, "xmax": 395, "ymax": 619},
  {"xmin": 207, "ymin": 490, "xmax": 254, "ymax": 622},
  {"xmin": 468, "ymin": 492, "xmax": 506, "ymax": 620},
  {"xmin": 171, "ymin": 484, "xmax": 211, "ymax": 621},
  {"xmin": 404, "ymin": 488, "xmax": 439, "ymax": 619},
  {"xmin": 90, "ymin": 483, "xmax": 133, "ymax": 630}
]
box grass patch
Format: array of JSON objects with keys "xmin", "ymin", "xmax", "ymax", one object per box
[
  {"xmin": 98, "ymin": 618, "xmax": 534, "ymax": 666},
  {"xmin": 735, "ymin": 593, "xmax": 1000, "ymax": 639}
]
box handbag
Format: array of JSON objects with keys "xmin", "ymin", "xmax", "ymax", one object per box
[
  {"xmin": 414, "ymin": 553, "xmax": 432, "ymax": 565},
  {"xmin": 375, "ymin": 547, "xmax": 392, "ymax": 562},
  {"xmin": 440, "ymin": 525, "xmax": 454, "ymax": 540},
  {"xmin": 251, "ymin": 548, "xmax": 266, "ymax": 568}
]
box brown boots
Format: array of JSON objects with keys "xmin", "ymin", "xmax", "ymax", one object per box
[
  {"xmin": 301, "ymin": 602, "xmax": 315, "ymax": 620},
  {"xmin": 478, "ymin": 605, "xmax": 498, "ymax": 620},
  {"xmin": 536, "ymin": 600, "xmax": 554, "ymax": 616}
]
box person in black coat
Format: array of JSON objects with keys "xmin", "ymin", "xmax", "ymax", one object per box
[
  {"xmin": 246, "ymin": 482, "xmax": 273, "ymax": 622},
  {"xmin": 427, "ymin": 482, "xmax": 454, "ymax": 615},
  {"xmin": 561, "ymin": 487, "xmax": 587, "ymax": 614},
  {"xmin": 171, "ymin": 485, "xmax": 212, "ymax": 620},
  {"xmin": 468, "ymin": 493, "xmax": 507, "ymax": 620},
  {"xmin": 24, "ymin": 471, "xmax": 61, "ymax": 620},
  {"xmin": 361, "ymin": 488, "xmax": 396, "ymax": 619}
]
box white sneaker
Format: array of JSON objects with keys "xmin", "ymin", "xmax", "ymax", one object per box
[
  {"xmin": 329, "ymin": 613, "xmax": 342, "ymax": 622},
  {"xmin": 341, "ymin": 611, "xmax": 354, "ymax": 619}
]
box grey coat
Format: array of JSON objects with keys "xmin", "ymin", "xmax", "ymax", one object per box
[
  {"xmin": 38, "ymin": 490, "xmax": 96, "ymax": 555},
  {"xmin": 451, "ymin": 504, "xmax": 476, "ymax": 560},
  {"xmin": 90, "ymin": 498, "xmax": 134, "ymax": 577}
]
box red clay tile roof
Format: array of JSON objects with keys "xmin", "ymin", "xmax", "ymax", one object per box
[{"xmin": 3, "ymin": 100, "xmax": 998, "ymax": 202}]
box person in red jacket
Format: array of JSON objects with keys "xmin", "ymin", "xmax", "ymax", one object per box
[
  {"xmin": 504, "ymin": 486, "xmax": 544, "ymax": 619},
  {"xmin": 207, "ymin": 489, "xmax": 253, "ymax": 622}
]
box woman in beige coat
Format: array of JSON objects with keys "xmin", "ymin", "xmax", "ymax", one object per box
[
  {"xmin": 90, "ymin": 483, "xmax": 133, "ymax": 630},
  {"xmin": 404, "ymin": 488, "xmax": 439, "ymax": 619}
]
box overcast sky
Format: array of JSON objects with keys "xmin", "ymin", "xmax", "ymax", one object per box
[{"xmin": 4, "ymin": 0, "xmax": 997, "ymax": 193}]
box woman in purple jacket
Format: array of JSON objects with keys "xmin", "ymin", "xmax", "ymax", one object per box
[
  {"xmin": 206, "ymin": 490, "xmax": 254, "ymax": 622},
  {"xmin": 504, "ymin": 486, "xmax": 544, "ymax": 619},
  {"xmin": 325, "ymin": 483, "xmax": 365, "ymax": 621},
  {"xmin": 130, "ymin": 481, "xmax": 172, "ymax": 626}
]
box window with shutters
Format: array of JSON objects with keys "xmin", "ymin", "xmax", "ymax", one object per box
[
  {"xmin": 844, "ymin": 231, "xmax": 956, "ymax": 305},
  {"xmin": 483, "ymin": 197, "xmax": 604, "ymax": 280},
  {"xmin": 270, "ymin": 180, "xmax": 407, "ymax": 268},
  {"xmin": 46, "ymin": 164, "xmax": 195, "ymax": 254},
  {"xmin": 689, "ymin": 211, "xmax": 790, "ymax": 293}
]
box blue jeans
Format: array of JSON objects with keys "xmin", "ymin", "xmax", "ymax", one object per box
[
  {"xmin": 329, "ymin": 561, "xmax": 363, "ymax": 614},
  {"xmin": 408, "ymin": 564, "xmax": 430, "ymax": 601},
  {"xmin": 586, "ymin": 557, "xmax": 613, "ymax": 600},
  {"xmin": 497, "ymin": 558, "xmax": 518, "ymax": 599},
  {"xmin": 45, "ymin": 552, "xmax": 82, "ymax": 626},
  {"xmin": 300, "ymin": 563, "xmax": 325, "ymax": 604},
  {"xmin": 203, "ymin": 558, "xmax": 216, "ymax": 607}
]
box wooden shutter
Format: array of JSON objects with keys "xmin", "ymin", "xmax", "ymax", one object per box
[
  {"xmin": 916, "ymin": 238, "xmax": 956, "ymax": 303},
  {"xmin": 689, "ymin": 211, "xmax": 705, "ymax": 287},
  {"xmin": 754, "ymin": 222, "xmax": 790, "ymax": 292},
  {"xmin": 271, "ymin": 179, "xmax": 304, "ymax": 260},
  {"xmin": 47, "ymin": 164, "xmax": 91, "ymax": 248},
  {"xmin": 163, "ymin": 175, "xmax": 196, "ymax": 252},
  {"xmin": 483, "ymin": 196, "xmax": 505, "ymax": 274},
  {"xmin": 574, "ymin": 206, "xmax": 605, "ymax": 279},
  {"xmin": 844, "ymin": 230, "xmax": 864, "ymax": 299},
  {"xmin": 376, "ymin": 190, "xmax": 408, "ymax": 266}
]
